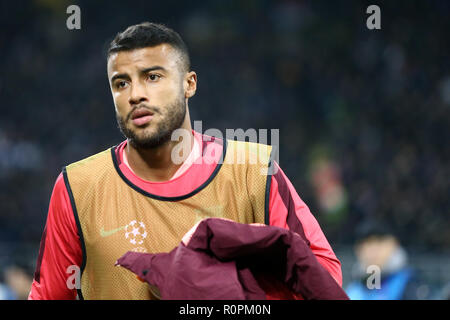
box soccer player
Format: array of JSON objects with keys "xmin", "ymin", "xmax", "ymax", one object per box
[{"xmin": 29, "ymin": 22, "xmax": 344, "ymax": 300}]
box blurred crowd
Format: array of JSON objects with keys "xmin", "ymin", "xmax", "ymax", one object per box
[{"xmin": 0, "ymin": 0, "xmax": 448, "ymax": 299}]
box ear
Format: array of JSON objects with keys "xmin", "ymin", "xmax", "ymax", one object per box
[{"xmin": 184, "ymin": 71, "xmax": 197, "ymax": 99}]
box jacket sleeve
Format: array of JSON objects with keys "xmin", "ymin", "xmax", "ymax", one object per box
[
  {"xmin": 268, "ymin": 162, "xmax": 343, "ymax": 287},
  {"xmin": 28, "ymin": 172, "xmax": 82, "ymax": 300}
]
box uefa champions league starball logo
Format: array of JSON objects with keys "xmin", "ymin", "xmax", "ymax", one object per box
[{"xmin": 124, "ymin": 220, "xmax": 147, "ymax": 245}]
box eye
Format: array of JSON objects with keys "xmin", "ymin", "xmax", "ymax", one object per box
[
  {"xmin": 115, "ymin": 80, "xmax": 128, "ymax": 89},
  {"xmin": 147, "ymin": 74, "xmax": 161, "ymax": 82}
]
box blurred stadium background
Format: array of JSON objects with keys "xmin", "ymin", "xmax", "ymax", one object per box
[{"xmin": 0, "ymin": 0, "xmax": 448, "ymax": 299}]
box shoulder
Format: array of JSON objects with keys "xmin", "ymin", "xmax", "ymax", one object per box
[
  {"xmin": 63, "ymin": 146, "xmax": 117, "ymax": 187},
  {"xmin": 65, "ymin": 147, "xmax": 114, "ymax": 171},
  {"xmin": 224, "ymin": 139, "xmax": 273, "ymax": 166}
]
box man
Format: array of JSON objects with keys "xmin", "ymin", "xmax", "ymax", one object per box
[
  {"xmin": 29, "ymin": 22, "xmax": 343, "ymax": 300},
  {"xmin": 346, "ymin": 222, "xmax": 426, "ymax": 300}
]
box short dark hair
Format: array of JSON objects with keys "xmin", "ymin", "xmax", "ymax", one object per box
[
  {"xmin": 355, "ymin": 220, "xmax": 395, "ymax": 243},
  {"xmin": 107, "ymin": 22, "xmax": 190, "ymax": 72}
]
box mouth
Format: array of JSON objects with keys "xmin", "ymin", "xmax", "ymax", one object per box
[{"xmin": 130, "ymin": 108, "xmax": 154, "ymax": 127}]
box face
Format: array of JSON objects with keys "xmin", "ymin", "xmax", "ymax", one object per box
[
  {"xmin": 355, "ymin": 235, "xmax": 398, "ymax": 269},
  {"xmin": 107, "ymin": 45, "xmax": 194, "ymax": 149}
]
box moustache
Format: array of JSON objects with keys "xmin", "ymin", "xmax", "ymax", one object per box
[{"xmin": 126, "ymin": 104, "xmax": 160, "ymax": 122}]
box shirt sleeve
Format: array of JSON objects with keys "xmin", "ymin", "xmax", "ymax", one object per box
[
  {"xmin": 268, "ymin": 162, "xmax": 343, "ymax": 286},
  {"xmin": 28, "ymin": 172, "xmax": 82, "ymax": 300}
]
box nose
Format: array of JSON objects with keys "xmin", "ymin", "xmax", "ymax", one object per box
[{"xmin": 128, "ymin": 83, "xmax": 148, "ymax": 106}]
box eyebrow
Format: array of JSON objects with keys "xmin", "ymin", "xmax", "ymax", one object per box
[{"xmin": 110, "ymin": 66, "xmax": 167, "ymax": 83}]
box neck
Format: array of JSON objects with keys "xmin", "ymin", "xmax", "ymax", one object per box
[{"xmin": 125, "ymin": 110, "xmax": 193, "ymax": 182}]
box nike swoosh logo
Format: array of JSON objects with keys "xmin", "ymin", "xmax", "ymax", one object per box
[{"xmin": 100, "ymin": 226, "xmax": 125, "ymax": 237}]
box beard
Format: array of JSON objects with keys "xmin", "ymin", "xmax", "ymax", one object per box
[{"xmin": 116, "ymin": 95, "xmax": 186, "ymax": 150}]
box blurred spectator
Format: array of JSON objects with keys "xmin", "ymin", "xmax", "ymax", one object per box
[
  {"xmin": 0, "ymin": 284, "xmax": 17, "ymax": 300},
  {"xmin": 0, "ymin": 265, "xmax": 33, "ymax": 300},
  {"xmin": 308, "ymin": 146, "xmax": 348, "ymax": 227},
  {"xmin": 345, "ymin": 221, "xmax": 431, "ymax": 300},
  {"xmin": 0, "ymin": 271, "xmax": 17, "ymax": 300},
  {"xmin": 3, "ymin": 265, "xmax": 33, "ymax": 300}
]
